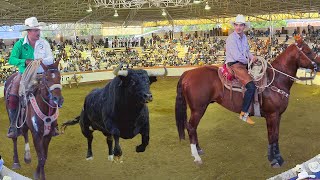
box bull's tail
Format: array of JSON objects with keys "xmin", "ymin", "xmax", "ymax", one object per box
[
  {"xmin": 175, "ymin": 75, "xmax": 187, "ymax": 140},
  {"xmin": 61, "ymin": 116, "xmax": 80, "ymax": 133}
]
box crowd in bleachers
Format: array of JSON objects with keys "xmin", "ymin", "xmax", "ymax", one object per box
[{"xmin": 1, "ymin": 26, "xmax": 320, "ymax": 84}]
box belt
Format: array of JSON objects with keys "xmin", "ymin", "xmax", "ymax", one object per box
[{"xmin": 227, "ymin": 61, "xmax": 239, "ymax": 66}]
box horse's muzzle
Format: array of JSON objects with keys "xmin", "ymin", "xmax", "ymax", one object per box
[
  {"xmin": 53, "ymin": 96, "xmax": 64, "ymax": 108},
  {"xmin": 312, "ymin": 62, "xmax": 318, "ymax": 71}
]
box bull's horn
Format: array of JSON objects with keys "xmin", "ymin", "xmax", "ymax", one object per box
[
  {"xmin": 147, "ymin": 67, "xmax": 168, "ymax": 76},
  {"xmin": 113, "ymin": 64, "xmax": 128, "ymax": 76}
]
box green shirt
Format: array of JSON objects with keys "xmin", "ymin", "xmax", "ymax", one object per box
[{"xmin": 9, "ymin": 38, "xmax": 34, "ymax": 73}]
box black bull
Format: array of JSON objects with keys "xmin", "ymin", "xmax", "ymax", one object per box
[{"xmin": 61, "ymin": 65, "xmax": 167, "ymax": 160}]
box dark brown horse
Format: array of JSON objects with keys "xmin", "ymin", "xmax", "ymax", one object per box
[
  {"xmin": 175, "ymin": 43, "xmax": 317, "ymax": 167},
  {"xmin": 4, "ymin": 60, "xmax": 63, "ymax": 180}
]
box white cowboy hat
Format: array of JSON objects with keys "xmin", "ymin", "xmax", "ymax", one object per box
[
  {"xmin": 308, "ymin": 161, "xmax": 320, "ymax": 173},
  {"xmin": 20, "ymin": 17, "xmax": 46, "ymax": 32},
  {"xmin": 230, "ymin": 14, "xmax": 250, "ymax": 27}
]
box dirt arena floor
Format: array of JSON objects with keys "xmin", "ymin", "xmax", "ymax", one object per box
[{"xmin": 1, "ymin": 77, "xmax": 320, "ymax": 179}]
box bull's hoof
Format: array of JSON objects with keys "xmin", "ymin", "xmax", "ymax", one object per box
[
  {"xmin": 136, "ymin": 145, "xmax": 146, "ymax": 153},
  {"xmin": 108, "ymin": 155, "xmax": 114, "ymax": 161},
  {"xmin": 114, "ymin": 149, "xmax": 122, "ymax": 157},
  {"xmin": 113, "ymin": 156, "xmax": 123, "ymax": 163},
  {"xmin": 12, "ymin": 163, "xmax": 21, "ymax": 169},
  {"xmin": 86, "ymin": 156, "xmax": 93, "ymax": 160}
]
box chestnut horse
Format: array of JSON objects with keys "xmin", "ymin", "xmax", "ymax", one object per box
[
  {"xmin": 175, "ymin": 43, "xmax": 317, "ymax": 167},
  {"xmin": 4, "ymin": 60, "xmax": 64, "ymax": 180}
]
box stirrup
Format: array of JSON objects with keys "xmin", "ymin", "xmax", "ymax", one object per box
[{"xmin": 239, "ymin": 112, "xmax": 255, "ymax": 125}]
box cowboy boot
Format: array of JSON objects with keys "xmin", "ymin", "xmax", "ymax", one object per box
[
  {"xmin": 239, "ymin": 81, "xmax": 256, "ymax": 125},
  {"xmin": 239, "ymin": 111, "xmax": 255, "ymax": 125},
  {"xmin": 7, "ymin": 109, "xmax": 19, "ymax": 138}
]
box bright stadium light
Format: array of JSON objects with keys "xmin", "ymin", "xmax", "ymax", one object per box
[
  {"xmin": 86, "ymin": 4, "xmax": 93, "ymax": 13},
  {"xmin": 8, "ymin": 27, "xmax": 13, "ymax": 32},
  {"xmin": 205, "ymin": 2, "xmax": 211, "ymax": 10},
  {"xmin": 162, "ymin": 9, "xmax": 167, "ymax": 16},
  {"xmin": 94, "ymin": 0, "xmax": 193, "ymax": 9},
  {"xmin": 193, "ymin": 0, "xmax": 201, "ymax": 4},
  {"xmin": 114, "ymin": 10, "xmax": 119, "ymax": 17}
]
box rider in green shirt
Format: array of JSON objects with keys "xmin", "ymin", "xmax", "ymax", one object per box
[{"xmin": 7, "ymin": 17, "xmax": 58, "ymax": 138}]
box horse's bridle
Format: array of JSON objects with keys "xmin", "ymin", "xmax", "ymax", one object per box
[
  {"xmin": 41, "ymin": 68, "xmax": 62, "ymax": 106},
  {"xmin": 294, "ymin": 43, "xmax": 318, "ymax": 74}
]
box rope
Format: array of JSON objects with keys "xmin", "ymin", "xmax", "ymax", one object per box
[
  {"xmin": 248, "ymin": 56, "xmax": 268, "ymax": 82},
  {"xmin": 247, "ymin": 56, "xmax": 274, "ymax": 88},
  {"xmin": 15, "ymin": 60, "xmax": 41, "ymax": 128}
]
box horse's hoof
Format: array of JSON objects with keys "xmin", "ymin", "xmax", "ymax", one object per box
[
  {"xmin": 271, "ymin": 163, "xmax": 281, "ymax": 168},
  {"xmin": 34, "ymin": 172, "xmax": 40, "ymax": 180},
  {"xmin": 194, "ymin": 160, "xmax": 203, "ymax": 166},
  {"xmin": 12, "ymin": 163, "xmax": 21, "ymax": 169},
  {"xmin": 24, "ymin": 158, "xmax": 31, "ymax": 164},
  {"xmin": 86, "ymin": 156, "xmax": 93, "ymax": 160},
  {"xmin": 197, "ymin": 149, "xmax": 204, "ymax": 155}
]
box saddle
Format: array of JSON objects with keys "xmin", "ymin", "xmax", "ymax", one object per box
[{"xmin": 218, "ymin": 63, "xmax": 268, "ymax": 117}]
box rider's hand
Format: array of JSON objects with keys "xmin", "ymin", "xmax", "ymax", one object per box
[
  {"xmin": 25, "ymin": 59, "xmax": 32, "ymax": 66},
  {"xmin": 251, "ymin": 56, "xmax": 258, "ymax": 63}
]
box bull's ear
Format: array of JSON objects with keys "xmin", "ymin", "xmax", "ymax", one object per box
[{"xmin": 149, "ymin": 76, "xmax": 157, "ymax": 84}]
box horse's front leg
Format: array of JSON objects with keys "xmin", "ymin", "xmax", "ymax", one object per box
[
  {"xmin": 41, "ymin": 135, "xmax": 52, "ymax": 180},
  {"xmin": 12, "ymin": 137, "xmax": 21, "ymax": 169},
  {"xmin": 32, "ymin": 133, "xmax": 46, "ymax": 180},
  {"xmin": 23, "ymin": 128, "xmax": 32, "ymax": 164},
  {"xmin": 265, "ymin": 113, "xmax": 284, "ymax": 168}
]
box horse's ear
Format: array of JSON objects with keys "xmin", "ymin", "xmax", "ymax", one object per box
[
  {"xmin": 40, "ymin": 61, "xmax": 48, "ymax": 71},
  {"xmin": 53, "ymin": 59, "xmax": 60, "ymax": 68}
]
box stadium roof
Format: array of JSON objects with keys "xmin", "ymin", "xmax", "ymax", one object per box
[{"xmin": 1, "ymin": 0, "xmax": 320, "ymax": 26}]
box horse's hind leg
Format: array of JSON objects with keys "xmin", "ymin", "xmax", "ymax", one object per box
[
  {"xmin": 23, "ymin": 128, "xmax": 31, "ymax": 164},
  {"xmin": 187, "ymin": 106, "xmax": 208, "ymax": 165},
  {"xmin": 12, "ymin": 137, "xmax": 21, "ymax": 169}
]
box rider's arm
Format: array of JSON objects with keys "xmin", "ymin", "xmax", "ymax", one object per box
[
  {"xmin": 41, "ymin": 40, "xmax": 54, "ymax": 65},
  {"xmin": 9, "ymin": 41, "xmax": 27, "ymax": 67}
]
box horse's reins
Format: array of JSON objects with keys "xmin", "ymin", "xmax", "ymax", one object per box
[
  {"xmin": 249, "ymin": 43, "xmax": 317, "ymax": 98},
  {"xmin": 266, "ymin": 44, "xmax": 317, "ymax": 82}
]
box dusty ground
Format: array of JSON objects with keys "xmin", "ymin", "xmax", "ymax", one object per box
[{"xmin": 0, "ymin": 77, "xmax": 320, "ymax": 180}]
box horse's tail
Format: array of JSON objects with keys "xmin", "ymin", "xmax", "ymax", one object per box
[
  {"xmin": 61, "ymin": 116, "xmax": 80, "ymax": 133},
  {"xmin": 175, "ymin": 75, "xmax": 187, "ymax": 140}
]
